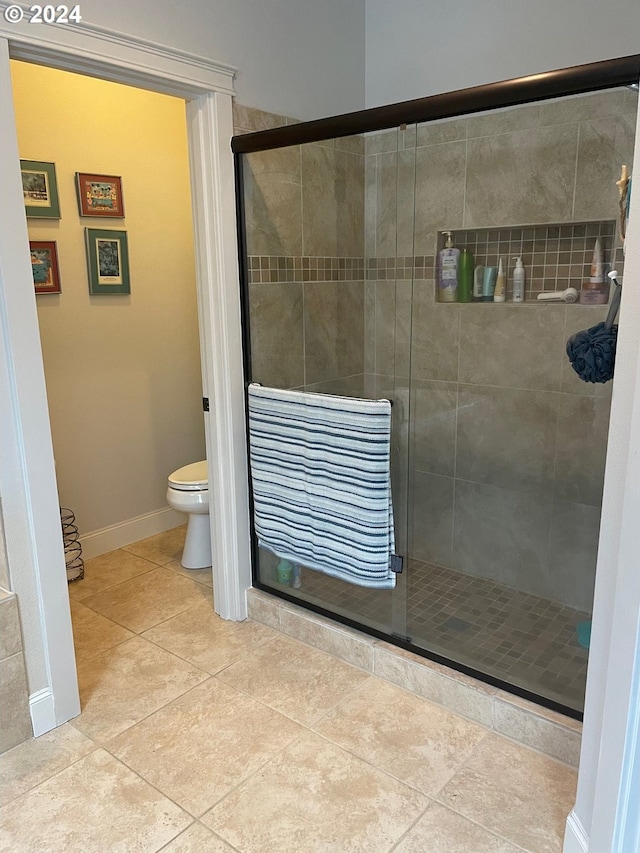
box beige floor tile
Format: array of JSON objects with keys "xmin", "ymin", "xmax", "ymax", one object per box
[
  {"xmin": 67, "ymin": 549, "xmax": 157, "ymax": 601},
  {"xmin": 0, "ymin": 723, "xmax": 96, "ymax": 807},
  {"xmin": 80, "ymin": 567, "xmax": 211, "ymax": 633},
  {"xmin": 313, "ymin": 678, "xmax": 488, "ymax": 795},
  {"xmin": 216, "ymin": 634, "xmax": 370, "ymax": 726},
  {"xmin": 0, "ymin": 748, "xmax": 191, "ymax": 853},
  {"xmin": 123, "ymin": 525, "xmax": 187, "ymax": 566},
  {"xmin": 70, "ymin": 599, "xmax": 134, "ymax": 662},
  {"xmin": 160, "ymin": 823, "xmax": 236, "ymax": 852},
  {"xmin": 165, "ymin": 559, "xmax": 213, "ymax": 587},
  {"xmin": 73, "ymin": 636, "xmax": 209, "ymax": 743},
  {"xmin": 437, "ymin": 733, "xmax": 577, "ymax": 853},
  {"xmin": 142, "ymin": 600, "xmax": 279, "ymax": 673},
  {"xmin": 108, "ymin": 678, "xmax": 303, "ymax": 817},
  {"xmin": 202, "ymin": 730, "xmax": 428, "ymax": 852},
  {"xmin": 394, "ymin": 801, "xmax": 522, "ymax": 852}
]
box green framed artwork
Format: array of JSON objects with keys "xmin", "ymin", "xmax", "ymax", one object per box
[
  {"xmin": 21, "ymin": 160, "xmax": 61, "ymax": 218},
  {"xmin": 85, "ymin": 228, "xmax": 130, "ymax": 294}
]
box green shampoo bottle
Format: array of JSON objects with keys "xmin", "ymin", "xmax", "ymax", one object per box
[{"xmin": 457, "ymin": 248, "xmax": 474, "ymax": 303}]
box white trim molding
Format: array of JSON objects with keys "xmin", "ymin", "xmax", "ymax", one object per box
[
  {"xmin": 612, "ymin": 647, "xmax": 640, "ymax": 853},
  {"xmin": 29, "ymin": 688, "xmax": 57, "ymax": 737},
  {"xmin": 564, "ymin": 812, "xmax": 589, "ymax": 853},
  {"xmin": 0, "ymin": 2, "xmax": 236, "ymax": 96},
  {"xmin": 79, "ymin": 508, "xmax": 185, "ymax": 561},
  {"xmin": 0, "ymin": 35, "xmax": 80, "ymax": 731},
  {"xmin": 187, "ymin": 92, "xmax": 252, "ymax": 620},
  {"xmin": 565, "ymin": 105, "xmax": 640, "ymax": 853}
]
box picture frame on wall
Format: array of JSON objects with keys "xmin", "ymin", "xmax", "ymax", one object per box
[
  {"xmin": 76, "ymin": 173, "xmax": 124, "ymax": 217},
  {"xmin": 30, "ymin": 241, "xmax": 61, "ymax": 294},
  {"xmin": 85, "ymin": 228, "xmax": 130, "ymax": 294},
  {"xmin": 21, "ymin": 160, "xmax": 61, "ymax": 219}
]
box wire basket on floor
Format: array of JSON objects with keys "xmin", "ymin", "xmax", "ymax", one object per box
[{"xmin": 61, "ymin": 507, "xmax": 84, "ymax": 582}]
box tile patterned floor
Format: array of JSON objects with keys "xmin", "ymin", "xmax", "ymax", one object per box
[
  {"xmin": 267, "ymin": 555, "xmax": 590, "ymax": 712},
  {"xmin": 1, "ymin": 527, "xmax": 577, "ymax": 852}
]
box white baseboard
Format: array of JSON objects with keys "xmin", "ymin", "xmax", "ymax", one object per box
[
  {"xmin": 80, "ymin": 507, "xmax": 185, "ymax": 560},
  {"xmin": 30, "ymin": 688, "xmax": 56, "ymax": 737},
  {"xmin": 564, "ymin": 811, "xmax": 589, "ymax": 852}
]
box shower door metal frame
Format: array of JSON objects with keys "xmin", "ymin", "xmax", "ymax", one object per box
[
  {"xmin": 233, "ymin": 55, "xmax": 639, "ymax": 154},
  {"xmin": 234, "ymin": 53, "xmax": 640, "ymax": 722}
]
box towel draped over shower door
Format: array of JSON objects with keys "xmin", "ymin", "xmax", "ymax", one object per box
[{"xmin": 247, "ymin": 383, "xmax": 396, "ymax": 589}]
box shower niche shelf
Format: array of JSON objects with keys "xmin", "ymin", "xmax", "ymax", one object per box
[{"xmin": 436, "ymin": 220, "xmax": 619, "ymax": 303}]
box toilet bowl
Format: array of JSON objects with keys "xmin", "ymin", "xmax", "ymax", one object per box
[{"xmin": 166, "ymin": 460, "xmax": 211, "ymax": 569}]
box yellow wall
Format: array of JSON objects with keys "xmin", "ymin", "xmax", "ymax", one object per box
[{"xmin": 11, "ymin": 61, "xmax": 205, "ymax": 535}]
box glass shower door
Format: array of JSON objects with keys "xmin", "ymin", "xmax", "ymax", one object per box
[
  {"xmin": 404, "ymin": 86, "xmax": 638, "ymax": 713},
  {"xmin": 241, "ymin": 125, "xmax": 417, "ymax": 641}
]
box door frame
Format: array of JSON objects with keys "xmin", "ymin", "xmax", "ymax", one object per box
[{"xmin": 0, "ymin": 15, "xmax": 251, "ymax": 735}]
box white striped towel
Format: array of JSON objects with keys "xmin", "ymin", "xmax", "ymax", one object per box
[{"xmin": 247, "ymin": 383, "xmax": 396, "ymax": 589}]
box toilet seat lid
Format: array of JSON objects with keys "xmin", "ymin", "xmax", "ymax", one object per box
[{"xmin": 168, "ymin": 460, "xmax": 208, "ymax": 490}]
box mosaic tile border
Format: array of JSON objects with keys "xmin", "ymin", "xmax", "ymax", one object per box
[
  {"xmin": 367, "ymin": 256, "xmax": 436, "ymax": 280},
  {"xmin": 247, "ymin": 255, "xmax": 437, "ymax": 283},
  {"xmin": 248, "ymin": 256, "xmax": 365, "ymax": 283}
]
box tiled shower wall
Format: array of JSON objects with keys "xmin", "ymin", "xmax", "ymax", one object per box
[
  {"xmin": 365, "ymin": 88, "xmax": 637, "ymax": 611},
  {"xmin": 237, "ymin": 104, "xmax": 367, "ymax": 395},
  {"xmin": 365, "ymin": 87, "xmax": 638, "ymax": 258},
  {"xmin": 237, "ymin": 88, "xmax": 637, "ymax": 613}
]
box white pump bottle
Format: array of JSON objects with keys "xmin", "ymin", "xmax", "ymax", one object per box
[{"xmin": 512, "ymin": 257, "xmax": 525, "ymax": 303}]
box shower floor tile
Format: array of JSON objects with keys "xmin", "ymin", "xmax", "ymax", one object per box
[
  {"xmin": 269, "ymin": 559, "xmax": 589, "ymax": 712},
  {"xmin": 406, "ymin": 561, "xmax": 589, "ymax": 711}
]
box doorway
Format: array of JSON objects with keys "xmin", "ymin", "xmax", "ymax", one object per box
[
  {"xmin": 0, "ymin": 27, "xmax": 249, "ymax": 735},
  {"xmin": 11, "ymin": 60, "xmax": 206, "ymax": 559}
]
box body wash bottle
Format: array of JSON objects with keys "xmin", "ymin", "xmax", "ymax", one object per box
[
  {"xmin": 437, "ymin": 231, "xmax": 460, "ymax": 303},
  {"xmin": 512, "ymin": 256, "xmax": 525, "ymax": 303}
]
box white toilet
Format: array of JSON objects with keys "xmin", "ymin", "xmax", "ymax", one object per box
[{"xmin": 166, "ymin": 460, "xmax": 211, "ymax": 569}]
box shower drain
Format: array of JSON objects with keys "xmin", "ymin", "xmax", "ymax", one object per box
[{"xmin": 442, "ymin": 616, "xmax": 471, "ymax": 632}]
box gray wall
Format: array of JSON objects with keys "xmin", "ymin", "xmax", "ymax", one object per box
[
  {"xmin": 365, "ymin": 0, "xmax": 640, "ymax": 108},
  {"xmin": 67, "ymin": 0, "xmax": 366, "ymax": 121}
]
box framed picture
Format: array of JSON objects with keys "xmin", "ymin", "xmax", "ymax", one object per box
[
  {"xmin": 76, "ymin": 173, "xmax": 124, "ymax": 217},
  {"xmin": 85, "ymin": 229, "xmax": 130, "ymax": 294},
  {"xmin": 21, "ymin": 160, "xmax": 61, "ymax": 219},
  {"xmin": 30, "ymin": 241, "xmax": 61, "ymax": 294}
]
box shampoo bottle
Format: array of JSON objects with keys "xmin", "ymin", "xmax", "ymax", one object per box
[
  {"xmin": 457, "ymin": 248, "xmax": 474, "ymax": 303},
  {"xmin": 437, "ymin": 231, "xmax": 460, "ymax": 303},
  {"xmin": 512, "ymin": 257, "xmax": 525, "ymax": 303},
  {"xmin": 494, "ymin": 257, "xmax": 506, "ymax": 302}
]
